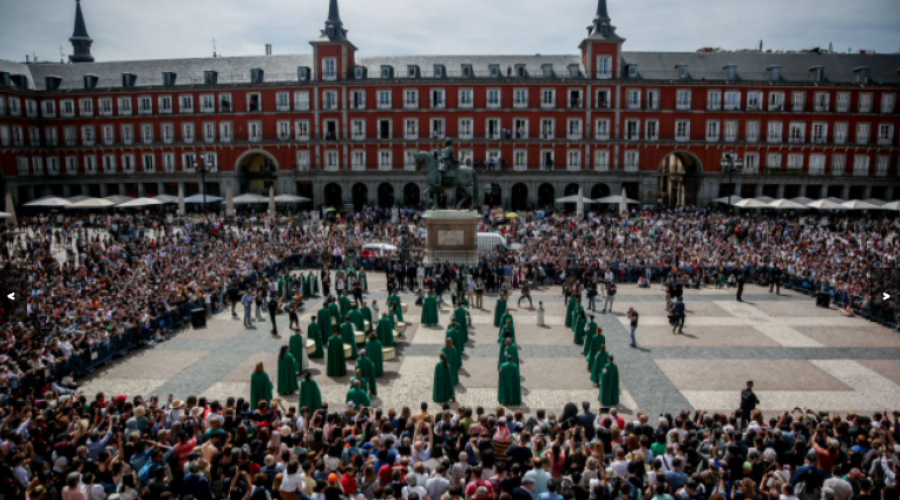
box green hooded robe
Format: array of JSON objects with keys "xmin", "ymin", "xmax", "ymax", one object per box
[
  {"xmin": 441, "ymin": 345, "xmax": 461, "ymax": 387},
  {"xmin": 277, "ymin": 353, "xmax": 299, "ymax": 396},
  {"xmin": 498, "ymin": 360, "xmax": 522, "ymax": 407},
  {"xmin": 565, "ymin": 297, "xmax": 577, "ymax": 328},
  {"xmin": 365, "ymin": 337, "xmax": 384, "ymax": 377},
  {"xmin": 493, "ymin": 297, "xmax": 507, "ymax": 327},
  {"xmin": 340, "ymin": 321, "xmax": 359, "ymax": 359},
  {"xmin": 308, "ymin": 321, "xmax": 324, "ymax": 359},
  {"xmin": 289, "ymin": 332, "xmax": 309, "ymax": 372},
  {"xmin": 356, "ymin": 355, "xmax": 377, "ymax": 395},
  {"xmin": 421, "ymin": 295, "xmax": 439, "ymax": 326},
  {"xmin": 590, "ymin": 350, "xmax": 610, "ymax": 386},
  {"xmin": 599, "ymin": 362, "xmax": 620, "ymax": 406},
  {"xmin": 250, "ymin": 370, "xmax": 273, "ymax": 411},
  {"xmin": 454, "ymin": 307, "xmax": 470, "ymax": 344},
  {"xmin": 326, "ymin": 334, "xmax": 347, "ymax": 377},
  {"xmin": 433, "ymin": 359, "xmax": 455, "ymax": 403},
  {"xmin": 377, "ymin": 316, "xmax": 395, "ymax": 348},
  {"xmin": 573, "ymin": 314, "xmax": 587, "ymax": 345},
  {"xmin": 346, "ymin": 386, "xmax": 371, "ymax": 408},
  {"xmin": 299, "ymin": 378, "xmax": 322, "ymax": 413}
]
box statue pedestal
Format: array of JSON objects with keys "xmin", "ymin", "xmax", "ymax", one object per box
[{"xmin": 424, "ymin": 210, "xmax": 479, "ymax": 266}]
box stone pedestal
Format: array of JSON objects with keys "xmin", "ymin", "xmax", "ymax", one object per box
[{"xmin": 424, "ymin": 210, "xmax": 479, "ymax": 265}]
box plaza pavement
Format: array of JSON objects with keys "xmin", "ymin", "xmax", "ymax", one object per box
[{"xmin": 81, "ymin": 273, "xmax": 900, "ymax": 417}]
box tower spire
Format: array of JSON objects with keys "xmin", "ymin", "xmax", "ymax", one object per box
[
  {"xmin": 585, "ymin": 0, "xmax": 623, "ymax": 41},
  {"xmin": 69, "ymin": 0, "xmax": 95, "ymax": 63},
  {"xmin": 320, "ymin": 0, "xmax": 349, "ymax": 42}
]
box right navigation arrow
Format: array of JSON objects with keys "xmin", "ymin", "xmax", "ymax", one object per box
[{"xmin": 885, "ymin": 292, "xmax": 892, "ymax": 301}]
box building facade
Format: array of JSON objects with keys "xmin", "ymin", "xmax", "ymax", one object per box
[{"xmin": 1, "ymin": 0, "xmax": 899, "ymax": 209}]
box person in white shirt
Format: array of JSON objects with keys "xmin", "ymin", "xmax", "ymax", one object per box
[{"xmin": 279, "ymin": 461, "xmax": 307, "ymax": 500}]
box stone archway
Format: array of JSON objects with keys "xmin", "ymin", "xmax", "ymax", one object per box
[
  {"xmin": 351, "ymin": 183, "xmax": 368, "ymax": 211},
  {"xmin": 377, "ymin": 183, "xmax": 395, "ymax": 208},
  {"xmin": 324, "ymin": 183, "xmax": 343, "ymax": 208},
  {"xmin": 484, "ymin": 183, "xmax": 501, "ymax": 207},
  {"xmin": 511, "ymin": 183, "xmax": 528, "ymax": 211},
  {"xmin": 591, "ymin": 183, "xmax": 611, "ymax": 200},
  {"xmin": 563, "ymin": 183, "xmax": 580, "ymax": 212},
  {"xmin": 537, "ymin": 183, "xmax": 555, "ymax": 209},
  {"xmin": 658, "ymin": 151, "xmax": 703, "ymax": 207},
  {"xmin": 235, "ymin": 149, "xmax": 279, "ymax": 194},
  {"xmin": 403, "ymin": 183, "xmax": 421, "ymax": 207}
]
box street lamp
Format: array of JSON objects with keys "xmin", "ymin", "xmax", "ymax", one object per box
[
  {"xmin": 191, "ymin": 154, "xmax": 212, "ymax": 212},
  {"xmin": 720, "ymin": 152, "xmax": 744, "ymax": 206}
]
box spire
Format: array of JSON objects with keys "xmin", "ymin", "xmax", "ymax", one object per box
[
  {"xmin": 69, "ymin": 0, "xmax": 94, "ymax": 63},
  {"xmin": 320, "ymin": 0, "xmax": 349, "ymax": 42},
  {"xmin": 585, "ymin": 0, "xmax": 624, "ymax": 42}
]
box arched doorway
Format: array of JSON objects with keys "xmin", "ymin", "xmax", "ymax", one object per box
[
  {"xmin": 484, "ymin": 183, "xmax": 501, "ymax": 207},
  {"xmin": 324, "ymin": 183, "xmax": 343, "ymax": 208},
  {"xmin": 351, "ymin": 183, "xmax": 368, "ymax": 211},
  {"xmin": 563, "ymin": 183, "xmax": 580, "ymax": 212},
  {"xmin": 591, "ymin": 184, "xmax": 611, "ymax": 201},
  {"xmin": 403, "ymin": 183, "xmax": 420, "ymax": 207},
  {"xmin": 537, "ymin": 183, "xmax": 555, "ymax": 209},
  {"xmin": 377, "ymin": 183, "xmax": 395, "ymax": 208},
  {"xmin": 511, "ymin": 183, "xmax": 528, "ymax": 211},
  {"xmin": 658, "ymin": 152, "xmax": 702, "ymax": 207},
  {"xmin": 236, "ymin": 150, "xmax": 279, "ymax": 194}
]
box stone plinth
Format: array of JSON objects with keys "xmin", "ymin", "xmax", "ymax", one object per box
[{"xmin": 424, "ymin": 210, "xmax": 480, "ymax": 265}]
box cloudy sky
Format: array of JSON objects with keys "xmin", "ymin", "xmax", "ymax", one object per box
[{"xmin": 1, "ymin": 0, "xmax": 898, "ymax": 63}]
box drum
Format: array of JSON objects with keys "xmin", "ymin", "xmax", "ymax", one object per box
[
  {"xmin": 396, "ymin": 322, "xmax": 407, "ymax": 335},
  {"xmin": 383, "ymin": 347, "xmax": 397, "ymax": 360}
]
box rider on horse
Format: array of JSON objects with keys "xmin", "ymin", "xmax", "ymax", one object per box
[{"xmin": 438, "ymin": 139, "xmax": 460, "ymax": 180}]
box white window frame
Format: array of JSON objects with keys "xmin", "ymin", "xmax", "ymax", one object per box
[
  {"xmin": 323, "ymin": 58, "xmax": 338, "ymax": 81},
  {"xmin": 102, "ymin": 124, "xmax": 115, "ymax": 145},
  {"xmin": 158, "ymin": 95, "xmax": 173, "ymax": 114},
  {"xmin": 276, "ymin": 92, "xmax": 291, "ymax": 111},
  {"xmin": 567, "ymin": 118, "xmax": 583, "ymax": 140},
  {"xmin": 809, "ymin": 154, "xmax": 826, "ymax": 175},
  {"xmin": 459, "ymin": 118, "xmax": 473, "ymax": 140},
  {"xmin": 723, "ymin": 120, "xmax": 738, "ymax": 142},
  {"xmin": 142, "ymin": 153, "xmax": 156, "ymax": 173},
  {"xmin": 513, "ymin": 150, "xmax": 528, "ymax": 171},
  {"xmin": 429, "ymin": 88, "xmax": 445, "ymax": 109},
  {"xmin": 486, "ymin": 118, "xmax": 501, "ymax": 140},
  {"xmin": 296, "ymin": 151, "xmax": 310, "ymax": 171},
  {"xmin": 832, "ymin": 154, "xmax": 846, "ymax": 175},
  {"xmin": 138, "ymin": 95, "xmax": 153, "ymax": 115},
  {"xmin": 706, "ymin": 120, "xmax": 720, "ymax": 142},
  {"xmin": 203, "ymin": 122, "xmax": 216, "ymax": 143},
  {"xmin": 220, "ymin": 122, "xmax": 233, "ymax": 143},
  {"xmin": 881, "ymin": 93, "xmax": 896, "ymax": 114},
  {"xmin": 162, "ymin": 153, "xmax": 176, "ymax": 173},
  {"xmin": 248, "ymin": 121, "xmax": 263, "ymax": 142},
  {"xmin": 277, "ymin": 120, "xmax": 291, "ymax": 141},
  {"xmin": 627, "ymin": 89, "xmax": 641, "ymax": 110},
  {"xmin": 676, "ymin": 89, "xmax": 692, "ymax": 110},
  {"xmin": 351, "ymin": 119, "xmax": 366, "ymax": 140},
  {"xmin": 102, "ymin": 153, "xmax": 117, "ymax": 173},
  {"xmin": 646, "ymin": 89, "xmax": 660, "ymax": 110},
  {"xmin": 814, "ymin": 92, "xmax": 830, "ymax": 112},
  {"xmin": 791, "ymin": 91, "xmax": 806, "ymax": 112},
  {"xmin": 595, "ymin": 119, "xmax": 610, "ymax": 140},
  {"xmin": 459, "ymin": 89, "xmax": 474, "ymax": 108},
  {"xmin": 513, "ymin": 88, "xmax": 529, "ymax": 108},
  {"xmin": 377, "ymin": 90, "xmax": 392, "ymax": 109},
  {"xmin": 403, "ymin": 89, "xmax": 419, "ymax": 109},
  {"xmin": 322, "ymin": 90, "xmax": 339, "ymax": 110},
  {"xmin": 788, "ymin": 122, "xmax": 805, "ymax": 144},
  {"xmin": 811, "ymin": 122, "xmax": 828, "ymax": 144},
  {"xmin": 624, "ymin": 150, "xmax": 640, "ymax": 172},
  {"xmin": 84, "ymin": 155, "xmax": 98, "ymax": 174},
  {"xmin": 675, "ymin": 120, "xmax": 690, "ymax": 142},
  {"xmin": 200, "ymin": 94, "xmax": 215, "ymax": 113},
  {"xmin": 404, "ymin": 118, "xmax": 419, "ymax": 140},
  {"xmin": 122, "ymin": 153, "xmax": 136, "ymax": 174},
  {"xmin": 625, "ymin": 119, "xmax": 641, "ymax": 141},
  {"xmin": 594, "ymin": 150, "xmax": 610, "ymax": 172},
  {"xmin": 430, "ymin": 118, "xmax": 445, "ymax": 140},
  {"xmin": 378, "ymin": 150, "xmax": 393, "ymax": 171},
  {"xmin": 47, "ymin": 156, "xmax": 61, "ymax": 175},
  {"xmin": 856, "ymin": 123, "xmax": 870, "ymax": 145},
  {"xmin": 853, "ymin": 154, "xmax": 870, "ymax": 176},
  {"xmin": 766, "ymin": 153, "xmax": 782, "ymax": 170},
  {"xmin": 787, "ymin": 153, "xmax": 804, "ymax": 170},
  {"xmin": 179, "ymin": 94, "xmax": 194, "ymax": 113},
  {"xmin": 324, "ymin": 150, "xmax": 340, "ymax": 171},
  {"xmin": 182, "ymin": 122, "xmax": 195, "ymax": 144},
  {"xmin": 566, "ymin": 149, "xmax": 582, "ymax": 171},
  {"xmin": 540, "ymin": 88, "xmax": 556, "ymax": 108},
  {"xmin": 875, "ymin": 155, "xmax": 890, "ymax": 176},
  {"xmin": 295, "ymin": 91, "xmax": 311, "ymax": 111},
  {"xmin": 351, "ymin": 150, "xmax": 366, "ymax": 171},
  {"xmin": 118, "ymin": 97, "xmax": 132, "ymax": 116},
  {"xmin": 767, "ymin": 121, "xmax": 783, "ymax": 144},
  {"xmin": 768, "ymin": 91, "xmax": 785, "ymax": 111},
  {"xmin": 724, "ymin": 91, "xmax": 741, "ymax": 111},
  {"xmin": 707, "ymin": 90, "xmax": 722, "ymax": 111},
  {"xmin": 295, "ymin": 120, "xmax": 311, "ymax": 141},
  {"xmin": 66, "ymin": 156, "xmax": 79, "ymax": 175},
  {"xmin": 743, "ymin": 152, "xmax": 759, "ymax": 174},
  {"xmin": 836, "ymin": 92, "xmax": 851, "ymax": 113},
  {"xmin": 513, "ymin": 118, "xmax": 528, "ymax": 139},
  {"xmin": 747, "ymin": 91, "xmax": 763, "ymax": 111},
  {"xmin": 834, "ymin": 122, "xmax": 848, "ymax": 144},
  {"xmin": 877, "ymin": 123, "xmax": 894, "ymax": 145},
  {"xmin": 596, "ymin": 56, "xmax": 612, "ymax": 79},
  {"xmin": 42, "ymin": 100, "xmax": 56, "ymax": 118},
  {"xmin": 120, "ymin": 124, "xmax": 133, "ymax": 145},
  {"xmin": 540, "ymin": 118, "xmax": 555, "ymax": 140},
  {"xmin": 486, "ymin": 88, "xmax": 502, "ymax": 109},
  {"xmin": 859, "ymin": 93, "xmax": 873, "ymax": 113}
]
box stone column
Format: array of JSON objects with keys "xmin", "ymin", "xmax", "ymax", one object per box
[
  {"xmin": 841, "ymin": 184, "xmax": 850, "ymax": 200},
  {"xmin": 63, "ymin": 184, "xmax": 72, "ymax": 197},
  {"xmin": 99, "ymin": 184, "xmax": 109, "ymax": 197},
  {"xmin": 137, "ymin": 183, "xmax": 146, "ymax": 197},
  {"xmin": 863, "ymin": 185, "xmax": 873, "ymax": 199},
  {"xmin": 157, "ymin": 182, "xmax": 166, "ymax": 195},
  {"xmin": 776, "ymin": 184, "xmax": 785, "ymax": 199},
  {"xmin": 798, "ymin": 184, "xmax": 807, "ymax": 197}
]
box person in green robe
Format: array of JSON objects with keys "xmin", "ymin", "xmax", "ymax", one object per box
[
  {"xmin": 283, "ymin": 273, "xmax": 293, "ymax": 300},
  {"xmin": 278, "ymin": 276, "xmax": 286, "ymax": 299},
  {"xmin": 572, "ymin": 304, "xmax": 585, "ymax": 334},
  {"xmin": 277, "ymin": 346, "xmax": 299, "ymax": 396},
  {"xmin": 573, "ymin": 311, "xmax": 588, "ymax": 345},
  {"xmin": 587, "ymin": 326, "xmax": 606, "ymax": 366},
  {"xmin": 453, "ymin": 305, "xmax": 470, "ymax": 343},
  {"xmin": 326, "ymin": 330, "xmax": 347, "ymax": 377},
  {"xmin": 349, "ymin": 307, "xmax": 365, "ymax": 332},
  {"xmin": 359, "ymin": 270, "xmax": 368, "ymax": 291},
  {"xmin": 376, "ymin": 313, "xmax": 395, "ymax": 348},
  {"xmin": 388, "ymin": 293, "xmax": 405, "ymax": 323},
  {"xmin": 498, "ymin": 335, "xmax": 520, "ymax": 368},
  {"xmin": 299, "ymin": 372, "xmax": 323, "ymax": 413},
  {"xmin": 250, "ymin": 362, "xmax": 273, "ymax": 411},
  {"xmin": 364, "ymin": 334, "xmax": 385, "ymax": 377},
  {"xmin": 446, "ymin": 320, "xmax": 464, "ymax": 356},
  {"xmin": 339, "ymin": 293, "xmax": 352, "ymax": 321},
  {"xmin": 360, "ymin": 302, "xmax": 374, "ymax": 333},
  {"xmin": 307, "ymin": 271, "xmax": 318, "ymax": 296},
  {"xmin": 442, "ymin": 337, "xmax": 461, "ymax": 387},
  {"xmin": 590, "ymin": 345, "xmax": 610, "ymax": 386},
  {"xmin": 420, "ymin": 292, "xmax": 438, "ymax": 326},
  {"xmin": 316, "ymin": 308, "xmax": 332, "ymax": 348},
  {"xmin": 493, "ymin": 295, "xmax": 507, "ymax": 327},
  {"xmin": 565, "ymin": 296, "xmax": 578, "ymax": 328},
  {"xmin": 356, "ymin": 350, "xmax": 378, "ymax": 395},
  {"xmin": 289, "ymin": 329, "xmax": 309, "ymax": 373},
  {"xmin": 327, "ymin": 301, "xmax": 340, "ymax": 328},
  {"xmin": 498, "ymin": 316, "xmax": 516, "ymax": 345},
  {"xmin": 346, "ymin": 379, "xmax": 371, "ymax": 408},
  {"xmin": 307, "ymin": 316, "xmax": 325, "ymax": 359},
  {"xmin": 583, "ymin": 317, "xmax": 599, "ymax": 357},
  {"xmin": 599, "ymin": 355, "xmax": 620, "ymax": 406},
  {"xmin": 433, "ymin": 355, "xmax": 455, "ymax": 403},
  {"xmin": 498, "ymin": 355, "xmax": 522, "ymax": 407},
  {"xmin": 350, "ymin": 368, "xmax": 369, "ymax": 396},
  {"xmin": 340, "ymin": 317, "xmax": 359, "ymax": 359}
]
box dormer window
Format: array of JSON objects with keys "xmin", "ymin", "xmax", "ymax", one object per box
[
  {"xmin": 724, "ymin": 65, "xmax": 737, "ymax": 81},
  {"xmin": 434, "ymin": 65, "xmax": 445, "ymax": 78},
  {"xmin": 122, "ymin": 73, "xmax": 137, "ymax": 88},
  {"xmin": 627, "ymin": 64, "xmax": 638, "ymax": 79},
  {"xmin": 250, "ymin": 68, "xmax": 265, "ymax": 84},
  {"xmin": 853, "ymin": 66, "xmax": 870, "ymax": 83},
  {"xmin": 204, "ymin": 71, "xmax": 218, "ymax": 85},
  {"xmin": 489, "ymin": 65, "xmax": 500, "ymax": 78},
  {"xmin": 10, "ymin": 74, "xmax": 28, "ymax": 89},
  {"xmin": 767, "ymin": 65, "xmax": 782, "ymax": 82},
  {"xmin": 676, "ymin": 65, "xmax": 689, "ymax": 79},
  {"xmin": 45, "ymin": 76, "xmax": 62, "ymax": 91},
  {"xmin": 162, "ymin": 72, "xmax": 177, "ymax": 86},
  {"xmin": 0, "ymin": 72, "xmax": 9, "ymax": 87},
  {"xmin": 809, "ymin": 66, "xmax": 825, "ymax": 82},
  {"xmin": 83, "ymin": 74, "xmax": 99, "ymax": 90},
  {"xmin": 407, "ymin": 66, "xmax": 419, "ymax": 78},
  {"xmin": 354, "ymin": 66, "xmax": 366, "ymax": 79},
  {"xmin": 297, "ymin": 67, "xmax": 311, "ymax": 81},
  {"xmin": 462, "ymin": 65, "xmax": 473, "ymax": 78},
  {"xmin": 568, "ymin": 65, "xmax": 580, "ymax": 78},
  {"xmin": 541, "ymin": 65, "xmax": 553, "ymax": 78},
  {"xmin": 381, "ymin": 66, "xmax": 393, "ymax": 79}
]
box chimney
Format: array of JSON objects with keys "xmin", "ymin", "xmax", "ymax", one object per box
[
  {"xmin": 25, "ymin": 55, "xmax": 30, "ymax": 63},
  {"xmin": 265, "ymin": 44, "xmax": 272, "ymax": 56}
]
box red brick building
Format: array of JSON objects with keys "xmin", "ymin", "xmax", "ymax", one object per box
[{"xmin": 1, "ymin": 0, "xmax": 899, "ymax": 210}]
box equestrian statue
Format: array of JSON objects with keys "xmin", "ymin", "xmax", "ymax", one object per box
[{"xmin": 414, "ymin": 139, "xmax": 480, "ymax": 210}]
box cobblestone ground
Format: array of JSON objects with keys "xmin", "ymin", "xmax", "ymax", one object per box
[{"xmin": 82, "ymin": 273, "xmax": 900, "ymax": 416}]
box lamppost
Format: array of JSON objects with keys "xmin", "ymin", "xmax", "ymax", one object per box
[
  {"xmin": 720, "ymin": 152, "xmax": 744, "ymax": 206},
  {"xmin": 192, "ymin": 154, "xmax": 212, "ymax": 212}
]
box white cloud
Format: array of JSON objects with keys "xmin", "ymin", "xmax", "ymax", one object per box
[{"xmin": 0, "ymin": 0, "xmax": 897, "ymax": 63}]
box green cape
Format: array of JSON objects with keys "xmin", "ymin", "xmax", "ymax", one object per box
[
  {"xmin": 376, "ymin": 316, "xmax": 395, "ymax": 348},
  {"xmin": 340, "ymin": 322, "xmax": 359, "ymax": 359},
  {"xmin": 250, "ymin": 370, "xmax": 273, "ymax": 411},
  {"xmin": 326, "ymin": 335, "xmax": 347, "ymax": 377},
  {"xmin": 308, "ymin": 321, "xmax": 324, "ymax": 358},
  {"xmin": 498, "ymin": 361, "xmax": 522, "ymax": 406},
  {"xmin": 299, "ymin": 378, "xmax": 322, "ymax": 413},
  {"xmin": 599, "ymin": 362, "xmax": 620, "ymax": 406},
  {"xmin": 433, "ymin": 360, "xmax": 455, "ymax": 403},
  {"xmin": 494, "ymin": 298, "xmax": 507, "ymax": 327},
  {"xmin": 365, "ymin": 338, "xmax": 384, "ymax": 377},
  {"xmin": 356, "ymin": 355, "xmax": 377, "ymax": 395},
  {"xmin": 421, "ymin": 296, "xmax": 439, "ymax": 325},
  {"xmin": 277, "ymin": 353, "xmax": 299, "ymax": 396}
]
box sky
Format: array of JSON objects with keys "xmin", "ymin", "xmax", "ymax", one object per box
[{"xmin": 0, "ymin": 0, "xmax": 898, "ymax": 63}]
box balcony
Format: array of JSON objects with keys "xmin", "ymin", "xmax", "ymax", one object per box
[{"xmin": 568, "ymin": 99, "xmax": 583, "ymax": 109}]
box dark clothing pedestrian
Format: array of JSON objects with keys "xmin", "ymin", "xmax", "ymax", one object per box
[
  {"xmin": 740, "ymin": 387, "xmax": 759, "ymax": 418},
  {"xmin": 736, "ymin": 273, "xmax": 746, "ymax": 302},
  {"xmin": 268, "ymin": 299, "xmax": 279, "ymax": 336}
]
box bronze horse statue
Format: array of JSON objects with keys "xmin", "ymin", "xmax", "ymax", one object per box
[{"xmin": 414, "ymin": 152, "xmax": 480, "ymax": 210}]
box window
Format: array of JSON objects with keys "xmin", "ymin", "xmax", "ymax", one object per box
[
  {"xmin": 836, "ymin": 92, "xmax": 850, "ymax": 112},
  {"xmin": 159, "ymin": 95, "xmax": 173, "ymax": 114},
  {"xmin": 766, "ymin": 153, "xmax": 782, "ymax": 169},
  {"xmin": 743, "ymin": 153, "xmax": 759, "ymax": 174},
  {"xmin": 0, "ymin": 126, "xmax": 8, "ymax": 146},
  {"xmin": 203, "ymin": 152, "xmax": 218, "ymax": 172},
  {"xmin": 487, "ymin": 89, "xmax": 501, "ymax": 108},
  {"xmin": 179, "ymin": 95, "xmax": 194, "ymax": 113},
  {"xmin": 247, "ymin": 93, "xmax": 262, "ymax": 112},
  {"xmin": 624, "ymin": 150, "xmax": 640, "ymax": 172},
  {"xmin": 48, "ymin": 157, "xmax": 62, "ymax": 175},
  {"xmin": 596, "ymin": 56, "xmax": 612, "ymax": 79},
  {"xmin": 459, "ymin": 89, "xmax": 473, "ymax": 108},
  {"xmin": 707, "ymin": 90, "xmax": 722, "ymax": 111},
  {"xmin": 814, "ymin": 92, "xmax": 830, "ymax": 112},
  {"xmin": 120, "ymin": 124, "xmax": 133, "ymax": 145},
  {"xmin": 278, "ymin": 121, "xmax": 291, "ymax": 141},
  {"xmin": 122, "ymin": 154, "xmax": 136, "ymax": 174},
  {"xmin": 490, "ymin": 66, "xmax": 500, "ymax": 78},
  {"xmin": 101, "ymin": 125, "xmax": 114, "ymax": 145},
  {"xmin": 859, "ymin": 93, "xmax": 873, "ymax": 113},
  {"xmin": 295, "ymin": 120, "xmax": 310, "ymax": 141},
  {"xmin": 81, "ymin": 125, "xmax": 95, "ymax": 146},
  {"xmin": 102, "ymin": 154, "xmax": 117, "ymax": 173},
  {"xmin": 567, "ymin": 150, "xmax": 581, "ymax": 171},
  {"xmin": 99, "ymin": 98, "xmax": 112, "ymax": 116},
  {"xmin": 856, "ymin": 123, "xmax": 870, "ymax": 145},
  {"xmin": 875, "ymin": 155, "xmax": 890, "ymax": 176},
  {"xmin": 29, "ymin": 126, "xmax": 41, "ymax": 146},
  {"xmin": 403, "ymin": 149, "xmax": 418, "ymax": 170},
  {"xmin": 182, "ymin": 153, "xmax": 197, "ymax": 172},
  {"xmin": 162, "ymin": 153, "xmax": 175, "ymax": 173},
  {"xmin": 811, "ymin": 122, "xmax": 828, "ymax": 144},
  {"xmin": 220, "ymin": 122, "xmax": 232, "ymax": 143},
  {"xmin": 45, "ymin": 126, "xmax": 58, "ymax": 146},
  {"xmin": 378, "ymin": 119, "xmax": 393, "ymax": 139},
  {"xmin": 351, "ymin": 120, "xmax": 365, "ymax": 140},
  {"xmin": 323, "ymin": 58, "xmax": 337, "ymax": 80},
  {"xmin": 42, "ymin": 100, "xmax": 56, "ymax": 118},
  {"xmin": 118, "ymin": 97, "xmax": 132, "ymax": 115},
  {"xmin": 182, "ymin": 123, "xmax": 195, "ymax": 144},
  {"xmin": 459, "ymin": 118, "xmax": 473, "ymax": 139},
  {"xmin": 876, "ymin": 123, "xmax": 894, "ymax": 145},
  {"xmin": 16, "ymin": 157, "xmax": 28, "ymax": 175},
  {"xmin": 203, "ymin": 122, "xmax": 216, "ymax": 143},
  {"xmin": 706, "ymin": 120, "xmax": 720, "ymax": 142},
  {"xmin": 322, "ymin": 91, "xmax": 338, "ymax": 110},
  {"xmin": 486, "ymin": 118, "xmax": 500, "ymax": 139},
  {"xmin": 791, "ymin": 91, "xmax": 806, "ymax": 112},
  {"xmin": 834, "ymin": 122, "xmax": 848, "ymax": 144},
  {"xmin": 881, "ymin": 93, "xmax": 896, "ymax": 113},
  {"xmin": 628, "ymin": 65, "xmax": 638, "ymax": 78},
  {"xmin": 66, "ymin": 156, "xmax": 78, "ymax": 175},
  {"xmin": 724, "ymin": 91, "xmax": 741, "ymax": 111},
  {"xmin": 568, "ymin": 89, "xmax": 583, "ymax": 108},
  {"xmin": 627, "ymin": 89, "xmax": 641, "ymax": 109},
  {"xmin": 296, "ymin": 151, "xmax": 310, "ymax": 171},
  {"xmin": 352, "ymin": 150, "xmax": 366, "ymax": 171},
  {"xmin": 378, "ymin": 150, "xmax": 392, "ymax": 171},
  {"xmin": 646, "ymin": 89, "xmax": 660, "ymax": 110},
  {"xmin": 200, "ymin": 94, "xmax": 215, "ymax": 113},
  {"xmin": 138, "ymin": 96, "xmax": 153, "ymax": 114},
  {"xmin": 787, "ymin": 153, "xmax": 804, "ymax": 170},
  {"xmin": 84, "ymin": 155, "xmax": 97, "ymax": 174},
  {"xmin": 295, "ymin": 91, "xmax": 310, "ymax": 111},
  {"xmin": 430, "ymin": 89, "xmax": 445, "ymax": 109},
  {"xmin": 595, "ymin": 89, "xmax": 611, "ymax": 109},
  {"xmin": 788, "ymin": 122, "xmax": 805, "ymax": 143},
  {"xmin": 512, "ymin": 150, "xmax": 527, "ymax": 171},
  {"xmin": 809, "ymin": 154, "xmax": 826, "ymax": 175},
  {"xmin": 381, "ymin": 66, "xmax": 393, "ymax": 79},
  {"xmin": 768, "ymin": 91, "xmax": 784, "ymax": 111},
  {"xmin": 568, "ymin": 119, "xmax": 583, "ymax": 140},
  {"xmin": 853, "ymin": 154, "xmax": 870, "ymax": 176},
  {"xmin": 541, "ymin": 89, "xmax": 556, "ymax": 108},
  {"xmin": 25, "ymin": 100, "xmax": 37, "ymax": 118},
  {"xmin": 832, "ymin": 154, "xmax": 846, "ymax": 175},
  {"xmin": 676, "ymin": 90, "xmax": 691, "ymax": 110},
  {"xmin": 678, "ymin": 65, "xmax": 689, "ymax": 79},
  {"xmin": 31, "ymin": 157, "xmax": 44, "ymax": 175},
  {"xmin": 322, "ymin": 150, "xmax": 340, "ymax": 171},
  {"xmin": 514, "ymin": 88, "xmax": 528, "ymax": 108},
  {"xmin": 625, "ymin": 119, "xmax": 640, "ymax": 141},
  {"xmin": 724, "ymin": 121, "xmax": 738, "ymax": 142},
  {"xmin": 248, "ymin": 121, "xmax": 262, "ymax": 141},
  {"xmin": 0, "ymin": 96, "xmax": 5, "ymax": 116},
  {"xmin": 594, "ymin": 150, "xmax": 610, "ymax": 171},
  {"xmin": 595, "ymin": 119, "xmax": 610, "ymax": 140},
  {"xmin": 12, "ymin": 126, "xmax": 24, "ymax": 146},
  {"xmin": 513, "ymin": 119, "xmax": 528, "ymax": 139},
  {"xmin": 747, "ymin": 91, "xmax": 763, "ymax": 111},
  {"xmin": 430, "ymin": 118, "xmax": 445, "ymax": 139},
  {"xmin": 767, "ymin": 121, "xmax": 783, "ymax": 143},
  {"xmin": 405, "ymin": 119, "xmax": 419, "ymax": 140},
  {"xmin": 646, "ymin": 120, "xmax": 659, "ymax": 141},
  {"xmin": 675, "ymin": 120, "xmax": 690, "ymax": 141},
  {"xmin": 540, "ymin": 119, "xmax": 555, "ymax": 139},
  {"xmin": 403, "ymin": 89, "xmax": 419, "ymax": 108},
  {"xmin": 276, "ymin": 92, "xmax": 290, "ymax": 111},
  {"xmin": 8, "ymin": 97, "xmax": 21, "ymax": 116}
]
